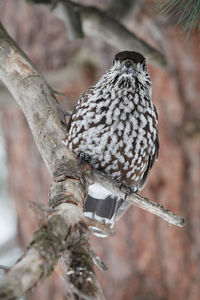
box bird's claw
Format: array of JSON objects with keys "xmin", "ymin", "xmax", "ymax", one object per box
[
  {"xmin": 119, "ymin": 183, "xmax": 136, "ymax": 200},
  {"xmin": 76, "ymin": 152, "xmax": 90, "ymax": 165}
]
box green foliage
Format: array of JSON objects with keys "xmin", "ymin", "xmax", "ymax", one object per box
[{"xmin": 157, "ymin": 0, "xmax": 200, "ymax": 38}]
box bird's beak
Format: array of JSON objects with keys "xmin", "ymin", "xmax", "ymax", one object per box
[{"xmin": 120, "ymin": 60, "xmax": 137, "ymax": 76}]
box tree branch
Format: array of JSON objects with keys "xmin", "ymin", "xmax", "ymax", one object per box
[
  {"xmin": 0, "ymin": 15, "xmax": 183, "ymax": 299},
  {"xmin": 0, "ymin": 63, "xmax": 91, "ymax": 111},
  {"xmin": 79, "ymin": 4, "xmax": 166, "ymax": 68},
  {"xmin": 0, "ymin": 22, "xmax": 71, "ymax": 175},
  {"xmin": 93, "ymin": 170, "xmax": 184, "ymax": 227},
  {"xmin": 106, "ymin": 0, "xmax": 139, "ymax": 20},
  {"xmin": 54, "ymin": 0, "xmax": 84, "ymax": 39},
  {"xmin": 30, "ymin": 0, "xmax": 167, "ymax": 68},
  {"xmin": 0, "ymin": 22, "xmax": 104, "ymax": 300}
]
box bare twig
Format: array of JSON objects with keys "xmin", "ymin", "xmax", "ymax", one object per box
[
  {"xmin": 93, "ymin": 170, "xmax": 184, "ymax": 227},
  {"xmin": 89, "ymin": 249, "xmax": 108, "ymax": 272},
  {"xmin": 54, "ymin": 0, "xmax": 84, "ymax": 39},
  {"xmin": 31, "ymin": 0, "xmax": 167, "ymax": 68}
]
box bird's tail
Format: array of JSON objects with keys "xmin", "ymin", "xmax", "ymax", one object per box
[{"xmin": 84, "ymin": 194, "xmax": 131, "ymax": 237}]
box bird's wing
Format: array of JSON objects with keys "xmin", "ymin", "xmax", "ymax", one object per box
[
  {"xmin": 138, "ymin": 133, "xmax": 159, "ymax": 191},
  {"xmin": 138, "ymin": 104, "xmax": 159, "ymax": 190},
  {"xmin": 67, "ymin": 87, "xmax": 95, "ymax": 132}
]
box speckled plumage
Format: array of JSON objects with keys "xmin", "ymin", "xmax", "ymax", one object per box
[{"xmin": 65, "ymin": 51, "xmax": 159, "ymax": 235}]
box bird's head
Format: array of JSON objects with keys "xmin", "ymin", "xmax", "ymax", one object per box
[
  {"xmin": 109, "ymin": 51, "xmax": 150, "ymax": 87},
  {"xmin": 113, "ymin": 51, "xmax": 146, "ymax": 75}
]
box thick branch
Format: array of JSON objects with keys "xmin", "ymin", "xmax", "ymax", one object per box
[
  {"xmin": 0, "ymin": 202, "xmax": 84, "ymax": 299},
  {"xmin": 0, "ymin": 194, "xmax": 104, "ymax": 300},
  {"xmin": 0, "ymin": 22, "xmax": 73, "ymax": 175},
  {"xmin": 0, "ymin": 63, "xmax": 92, "ymax": 110},
  {"xmin": 0, "ymin": 22, "xmax": 104, "ymax": 300}
]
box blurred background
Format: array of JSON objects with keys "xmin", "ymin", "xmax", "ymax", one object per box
[{"xmin": 0, "ymin": 0, "xmax": 200, "ymax": 299}]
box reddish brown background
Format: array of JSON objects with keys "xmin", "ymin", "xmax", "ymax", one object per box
[{"xmin": 0, "ymin": 1, "xmax": 200, "ymax": 299}]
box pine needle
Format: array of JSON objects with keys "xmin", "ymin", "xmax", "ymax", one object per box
[{"xmin": 157, "ymin": 0, "xmax": 200, "ymax": 38}]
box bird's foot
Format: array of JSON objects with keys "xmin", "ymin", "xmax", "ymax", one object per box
[
  {"xmin": 76, "ymin": 152, "xmax": 90, "ymax": 165},
  {"xmin": 119, "ymin": 183, "xmax": 137, "ymax": 200}
]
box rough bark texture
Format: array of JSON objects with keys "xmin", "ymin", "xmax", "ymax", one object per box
[
  {"xmin": 0, "ymin": 18, "xmax": 105, "ymax": 300},
  {"xmin": 0, "ymin": 1, "xmax": 200, "ymax": 300}
]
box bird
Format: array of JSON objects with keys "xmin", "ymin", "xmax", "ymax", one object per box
[{"xmin": 64, "ymin": 51, "xmax": 159, "ymax": 237}]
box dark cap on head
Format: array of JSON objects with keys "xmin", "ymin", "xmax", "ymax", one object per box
[{"xmin": 115, "ymin": 51, "xmax": 145, "ymax": 63}]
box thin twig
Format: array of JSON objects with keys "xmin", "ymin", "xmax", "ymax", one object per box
[
  {"xmin": 93, "ymin": 170, "xmax": 184, "ymax": 227},
  {"xmin": 89, "ymin": 249, "xmax": 108, "ymax": 272}
]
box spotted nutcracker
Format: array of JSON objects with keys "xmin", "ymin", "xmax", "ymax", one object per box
[{"xmin": 64, "ymin": 51, "xmax": 159, "ymax": 237}]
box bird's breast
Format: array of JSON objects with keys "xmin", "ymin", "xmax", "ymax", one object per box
[{"xmin": 67, "ymin": 86, "xmax": 157, "ymax": 186}]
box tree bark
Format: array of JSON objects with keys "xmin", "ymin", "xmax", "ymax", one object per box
[{"xmin": 0, "ymin": 18, "xmax": 106, "ymax": 300}]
